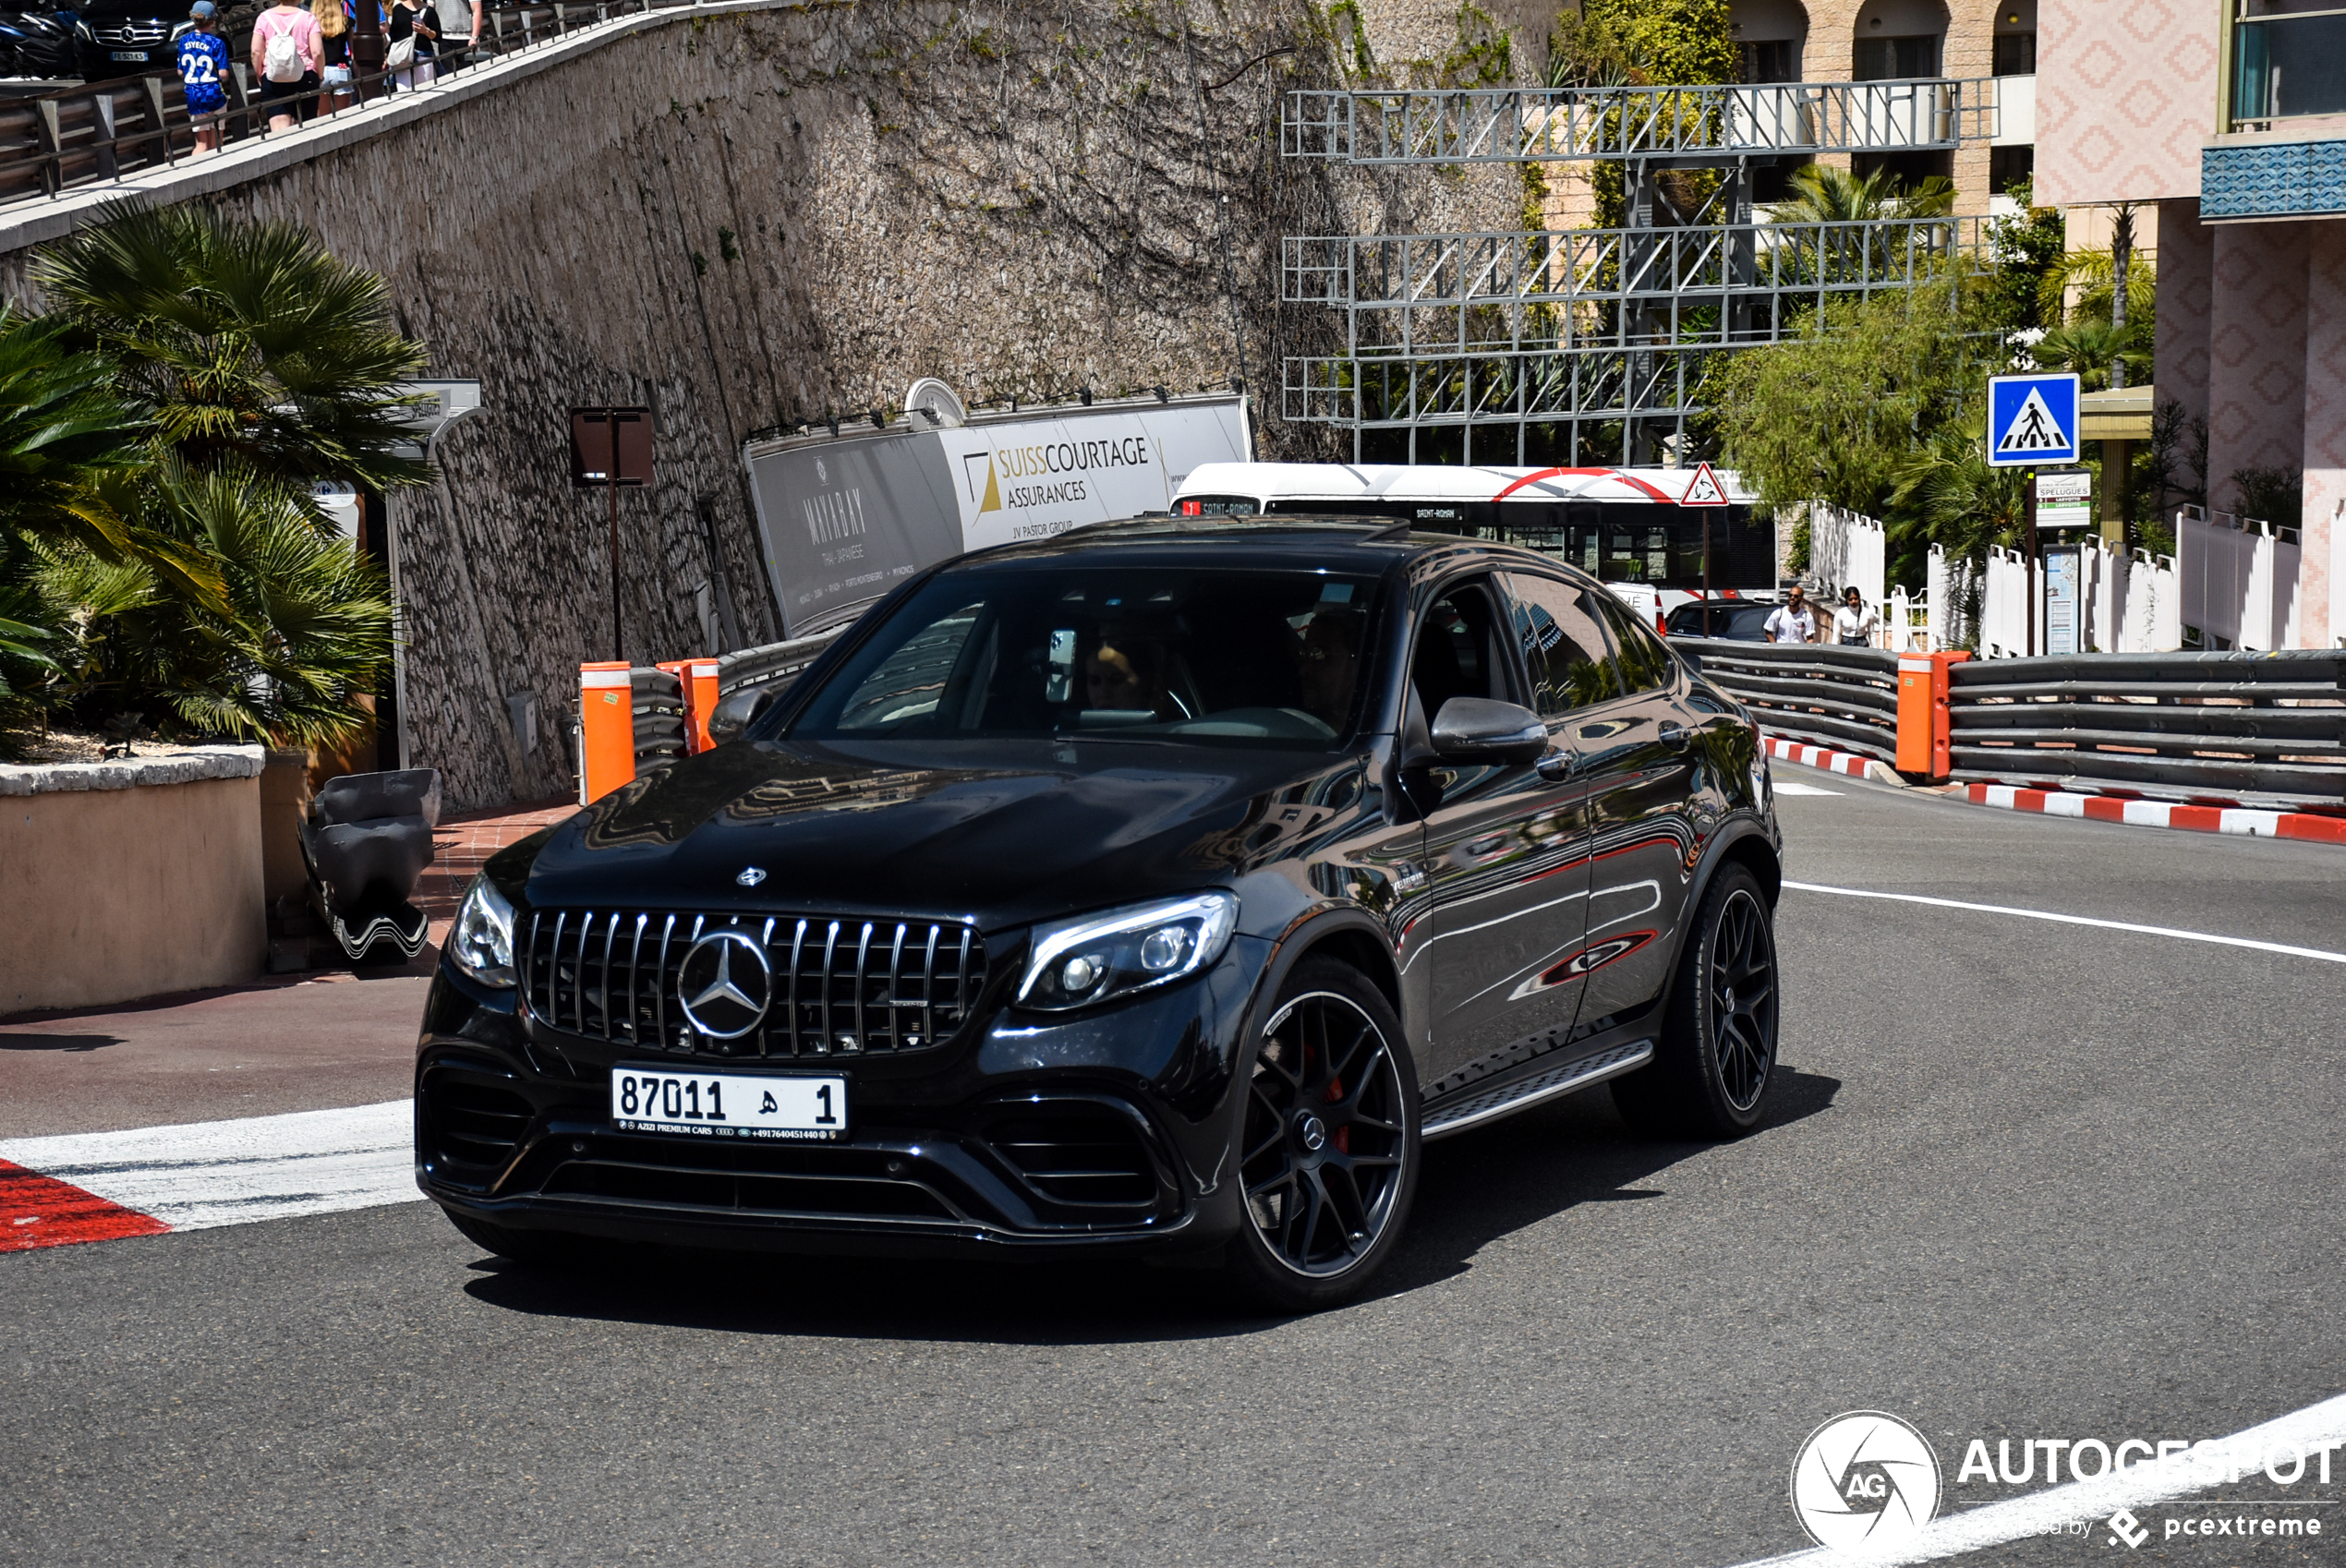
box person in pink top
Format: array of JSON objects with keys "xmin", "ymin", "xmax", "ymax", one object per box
[{"xmin": 249, "ymin": 0, "xmax": 322, "ymax": 133}]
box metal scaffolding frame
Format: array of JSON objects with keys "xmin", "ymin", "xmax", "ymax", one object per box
[
  {"xmin": 1278, "ymin": 77, "xmax": 2011, "ymax": 462},
  {"xmin": 1285, "ymin": 215, "xmax": 1995, "ymax": 353},
  {"xmin": 1282, "ymin": 78, "xmax": 2008, "ymax": 163}
]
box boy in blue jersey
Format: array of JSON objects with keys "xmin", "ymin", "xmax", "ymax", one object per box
[{"xmin": 176, "ymin": 2, "xmax": 230, "ymax": 156}]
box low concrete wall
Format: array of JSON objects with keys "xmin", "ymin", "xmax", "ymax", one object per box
[{"xmin": 0, "ymin": 748, "xmax": 268, "ymax": 1014}]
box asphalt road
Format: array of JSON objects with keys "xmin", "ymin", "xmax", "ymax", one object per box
[{"xmin": 6, "ymin": 778, "xmax": 2345, "ymax": 1567}]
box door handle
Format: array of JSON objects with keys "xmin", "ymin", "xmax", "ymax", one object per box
[
  {"xmin": 1658, "ymin": 723, "xmax": 1693, "ymax": 752},
  {"xmin": 1535, "ymin": 748, "xmax": 1575, "ymax": 782}
]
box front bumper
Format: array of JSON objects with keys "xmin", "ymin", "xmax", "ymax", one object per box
[{"xmin": 415, "ymin": 940, "xmax": 1267, "ymax": 1260}]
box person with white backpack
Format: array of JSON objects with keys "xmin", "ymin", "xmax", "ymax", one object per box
[{"xmin": 249, "ymin": 0, "xmax": 322, "ymax": 132}]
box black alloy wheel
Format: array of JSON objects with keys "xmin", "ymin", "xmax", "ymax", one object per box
[
  {"xmin": 1226, "ymin": 957, "xmax": 1420, "ymax": 1312},
  {"xmin": 1611, "ymin": 862, "xmax": 1780, "ymax": 1139}
]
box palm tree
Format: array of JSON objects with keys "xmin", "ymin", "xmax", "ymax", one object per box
[
  {"xmin": 0, "ymin": 304, "xmax": 147, "ymax": 561},
  {"xmin": 1889, "ymin": 420, "xmax": 2028, "ymax": 566},
  {"xmin": 2032, "ymin": 317, "xmax": 2150, "ymax": 391},
  {"xmin": 30, "ymin": 200, "xmax": 433, "ymax": 513},
  {"xmin": 38, "ymin": 460, "xmax": 395, "ymax": 747},
  {"xmin": 1764, "ymin": 163, "xmax": 1957, "ymax": 224}
]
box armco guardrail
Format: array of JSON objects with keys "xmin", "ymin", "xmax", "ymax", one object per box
[
  {"xmin": 715, "ymin": 631, "xmax": 841, "ymax": 697},
  {"xmin": 627, "ymin": 666, "xmax": 685, "ymax": 769},
  {"xmin": 1672, "ymin": 638, "xmax": 1901, "ymax": 764},
  {"xmin": 1948, "ymin": 651, "xmax": 2346, "ymax": 807}
]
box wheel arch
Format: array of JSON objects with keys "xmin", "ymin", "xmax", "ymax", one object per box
[{"xmin": 1251, "ymin": 908, "xmax": 1406, "ymax": 1035}]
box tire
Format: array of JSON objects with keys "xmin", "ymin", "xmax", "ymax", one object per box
[
  {"xmin": 1610, "ymin": 863, "xmax": 1780, "ymax": 1140},
  {"xmin": 441, "ymin": 1209, "xmax": 592, "ymax": 1269},
  {"xmin": 1222, "ymin": 957, "xmax": 1421, "ymax": 1313}
]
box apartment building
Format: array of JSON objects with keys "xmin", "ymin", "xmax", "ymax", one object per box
[
  {"xmin": 1728, "ymin": 0, "xmax": 2040, "ymax": 212},
  {"xmin": 2037, "ymin": 0, "xmax": 2344, "ymax": 648}
]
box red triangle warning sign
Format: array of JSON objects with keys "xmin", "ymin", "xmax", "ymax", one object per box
[{"xmin": 1679, "ymin": 462, "xmax": 1729, "ymax": 507}]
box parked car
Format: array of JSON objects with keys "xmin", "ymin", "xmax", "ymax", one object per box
[
  {"xmin": 417, "ymin": 517, "xmax": 1784, "ymax": 1309},
  {"xmin": 2, "ymin": 7, "xmax": 79, "ymax": 77},
  {"xmin": 1666, "ymin": 599, "xmax": 1778, "ymax": 642},
  {"xmin": 72, "ymin": 0, "xmax": 183, "ymax": 78}
]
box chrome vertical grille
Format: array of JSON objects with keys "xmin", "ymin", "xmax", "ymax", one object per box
[{"xmin": 521, "ymin": 908, "xmax": 985, "ymax": 1058}]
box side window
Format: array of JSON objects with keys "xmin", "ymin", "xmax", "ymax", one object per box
[
  {"xmin": 1410, "ymin": 581, "xmax": 1511, "ymax": 718},
  {"xmin": 1499, "ymin": 573, "xmax": 1619, "ymax": 719},
  {"xmin": 1588, "ymin": 591, "xmax": 1675, "ymax": 697}
]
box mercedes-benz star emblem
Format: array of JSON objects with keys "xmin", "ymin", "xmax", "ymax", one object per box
[
  {"xmin": 736, "ymin": 866, "xmax": 768, "ymax": 887},
  {"xmin": 676, "ymin": 930, "xmax": 773, "ymax": 1039}
]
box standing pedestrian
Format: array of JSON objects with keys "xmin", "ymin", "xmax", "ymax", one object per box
[
  {"xmin": 312, "ymin": 0, "xmax": 353, "ymax": 115},
  {"xmin": 1763, "ymin": 585, "xmax": 1818, "ymax": 645},
  {"xmin": 249, "ymin": 0, "xmax": 321, "ymax": 133},
  {"xmin": 385, "ymin": 0, "xmax": 437, "ymax": 90},
  {"xmin": 431, "ymin": 0, "xmax": 480, "ymax": 73},
  {"xmin": 175, "ymin": 0, "xmax": 230, "ymax": 156},
  {"xmin": 1832, "ymin": 586, "xmax": 1881, "ymax": 648}
]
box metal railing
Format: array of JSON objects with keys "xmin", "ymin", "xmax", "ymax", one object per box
[
  {"xmin": 1948, "ymin": 651, "xmax": 2346, "ymax": 807},
  {"xmin": 1282, "ymin": 78, "xmax": 2001, "ymax": 164},
  {"xmin": 1673, "ymin": 639, "xmax": 1902, "ymax": 763},
  {"xmin": 0, "ymin": 0, "xmax": 696, "ymax": 212}
]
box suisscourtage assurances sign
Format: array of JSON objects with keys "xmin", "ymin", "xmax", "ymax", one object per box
[{"xmin": 744, "ymin": 396, "xmax": 1252, "ymax": 636}]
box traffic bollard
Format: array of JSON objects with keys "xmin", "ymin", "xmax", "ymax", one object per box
[
  {"xmin": 579, "ymin": 661, "xmax": 635, "ymax": 802},
  {"xmin": 659, "ymin": 658, "xmax": 722, "ymax": 753},
  {"xmin": 1894, "ymin": 650, "xmax": 1970, "ymax": 779}
]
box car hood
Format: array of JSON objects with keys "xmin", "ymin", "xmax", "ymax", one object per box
[{"xmin": 518, "ymin": 737, "xmax": 1366, "ymax": 933}]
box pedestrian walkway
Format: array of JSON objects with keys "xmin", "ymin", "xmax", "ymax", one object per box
[{"xmin": 420, "ymin": 799, "xmax": 574, "ymax": 942}]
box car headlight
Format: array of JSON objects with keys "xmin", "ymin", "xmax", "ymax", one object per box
[
  {"xmin": 1017, "ymin": 892, "xmax": 1238, "ymax": 1012},
  {"xmin": 449, "ymin": 874, "xmax": 517, "ymax": 988},
  {"xmin": 73, "ymin": 20, "xmax": 92, "ymax": 39}
]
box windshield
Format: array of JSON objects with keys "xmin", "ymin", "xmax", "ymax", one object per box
[{"xmin": 786, "ymin": 566, "xmax": 1383, "ymax": 748}]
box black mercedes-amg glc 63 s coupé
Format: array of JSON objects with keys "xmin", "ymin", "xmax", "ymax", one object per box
[{"xmin": 417, "ymin": 518, "xmax": 1784, "ymax": 1309}]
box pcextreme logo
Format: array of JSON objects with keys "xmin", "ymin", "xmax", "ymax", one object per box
[{"xmin": 1790, "ymin": 1412, "xmax": 1944, "ymax": 1550}]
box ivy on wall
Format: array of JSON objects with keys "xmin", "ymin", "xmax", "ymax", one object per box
[{"xmin": 1547, "ymin": 0, "xmax": 1735, "ymax": 231}]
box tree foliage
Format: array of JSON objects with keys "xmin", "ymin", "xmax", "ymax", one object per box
[
  {"xmin": 32, "ymin": 201, "xmax": 432, "ymax": 513},
  {"xmin": 2, "ymin": 204, "xmax": 423, "ymax": 754}
]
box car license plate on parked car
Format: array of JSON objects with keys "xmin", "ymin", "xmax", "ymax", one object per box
[
  {"xmin": 611, "ymin": 1066, "xmax": 846, "ymax": 1142},
  {"xmin": 110, "ymin": 49, "xmax": 147, "ymax": 60}
]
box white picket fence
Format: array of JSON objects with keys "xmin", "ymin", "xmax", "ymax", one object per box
[
  {"xmin": 1804, "ymin": 502, "xmax": 1886, "ymax": 610},
  {"xmin": 1799, "ymin": 502, "xmax": 2189, "ymax": 656},
  {"xmin": 2176, "ymin": 506, "xmax": 2301, "ymax": 650}
]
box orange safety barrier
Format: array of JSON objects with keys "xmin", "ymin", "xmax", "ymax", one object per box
[
  {"xmin": 1894, "ymin": 650, "xmax": 1971, "ymax": 779},
  {"xmin": 659, "ymin": 658, "xmax": 722, "ymax": 753},
  {"xmin": 579, "ymin": 661, "xmax": 635, "ymax": 803}
]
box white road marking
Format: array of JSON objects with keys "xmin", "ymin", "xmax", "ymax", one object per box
[
  {"xmin": 1784, "ymin": 881, "xmax": 2346, "ymax": 965},
  {"xmin": 0, "ymin": 1101, "xmax": 420, "ymax": 1231},
  {"xmin": 1725, "ymin": 1388, "xmax": 2346, "ymax": 1567},
  {"xmin": 1772, "ymin": 781, "xmax": 1843, "ymax": 796}
]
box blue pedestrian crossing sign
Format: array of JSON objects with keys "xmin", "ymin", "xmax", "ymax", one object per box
[{"xmin": 1988, "ymin": 373, "xmax": 2081, "ymax": 467}]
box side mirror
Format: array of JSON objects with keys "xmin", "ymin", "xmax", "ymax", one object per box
[
  {"xmin": 705, "ymin": 684, "xmax": 776, "ymax": 745},
  {"xmin": 1430, "ymin": 697, "xmax": 1548, "ymax": 766}
]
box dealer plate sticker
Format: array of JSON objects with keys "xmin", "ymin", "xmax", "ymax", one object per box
[{"xmin": 611, "ymin": 1066, "xmax": 846, "ymax": 1142}]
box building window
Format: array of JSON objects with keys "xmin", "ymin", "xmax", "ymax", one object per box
[
  {"xmin": 2231, "ymin": 3, "xmax": 2346, "ymax": 124},
  {"xmin": 1739, "ymin": 39, "xmax": 1800, "ymax": 81},
  {"xmin": 1993, "ymin": 31, "xmax": 2036, "ymax": 74},
  {"xmin": 1853, "ymin": 33, "xmax": 1941, "ymax": 79},
  {"xmin": 1989, "ymin": 144, "xmax": 2035, "ymax": 194}
]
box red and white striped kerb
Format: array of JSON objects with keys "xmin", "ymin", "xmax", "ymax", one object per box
[{"xmin": 1965, "ymin": 783, "xmax": 2346, "ymax": 844}]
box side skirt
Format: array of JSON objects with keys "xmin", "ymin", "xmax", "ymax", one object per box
[{"xmin": 1421, "ymin": 1036, "xmax": 1655, "ymax": 1141}]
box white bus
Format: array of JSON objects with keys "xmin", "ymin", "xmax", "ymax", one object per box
[{"xmin": 1168, "ymin": 463, "xmax": 1778, "ymax": 619}]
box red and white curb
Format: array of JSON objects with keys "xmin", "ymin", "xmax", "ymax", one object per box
[
  {"xmin": 1761, "ymin": 735, "xmax": 1901, "ymax": 786},
  {"xmin": 0, "ymin": 1100, "xmax": 420, "ymax": 1253},
  {"xmin": 1965, "ymin": 783, "xmax": 2346, "ymax": 844}
]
